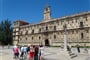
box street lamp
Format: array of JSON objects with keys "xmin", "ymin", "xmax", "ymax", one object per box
[
  {"xmin": 58, "ymin": 24, "xmax": 71, "ymax": 60},
  {"xmin": 83, "ymin": 37, "xmax": 88, "ymax": 53},
  {"xmin": 63, "ymin": 24, "xmax": 67, "ymax": 51}
]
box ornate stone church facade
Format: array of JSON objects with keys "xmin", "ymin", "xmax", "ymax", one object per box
[{"xmin": 13, "ymin": 6, "xmax": 90, "ymax": 46}]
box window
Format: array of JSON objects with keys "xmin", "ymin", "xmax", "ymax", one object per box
[
  {"xmin": 39, "ymin": 36, "xmax": 40, "ymax": 39},
  {"xmin": 32, "ymin": 29, "xmax": 34, "ymax": 33},
  {"xmin": 16, "ymin": 28, "xmax": 19, "ymax": 31},
  {"xmin": 86, "ymin": 30, "xmax": 89, "ymax": 33},
  {"xmin": 61, "ymin": 20, "xmax": 63, "ymax": 25},
  {"xmin": 85, "ymin": 16, "xmax": 88, "ymax": 21},
  {"xmin": 26, "ymin": 37, "xmax": 27, "ymax": 40},
  {"xmin": 46, "ymin": 26, "xmax": 48, "ymax": 31},
  {"xmin": 63, "ymin": 24, "xmax": 67, "ymax": 31},
  {"xmin": 72, "ymin": 20, "xmax": 73, "ymax": 23},
  {"xmin": 86, "ymin": 17, "xmax": 88, "ymax": 21},
  {"xmin": 56, "ymin": 21, "xmax": 59, "ymax": 25},
  {"xmin": 81, "ymin": 33, "xmax": 84, "ymax": 39},
  {"xmin": 25, "ymin": 31, "xmax": 28, "ymax": 35},
  {"xmin": 54, "ymin": 26, "xmax": 56, "ymax": 31},
  {"xmin": 80, "ymin": 22, "xmax": 84, "ymax": 28},
  {"xmin": 54, "ymin": 35, "xmax": 56, "ymax": 39},
  {"xmin": 39, "ymin": 28, "xmax": 41, "ymax": 32},
  {"xmin": 16, "ymin": 32, "xmax": 19, "ymax": 35},
  {"xmin": 72, "ymin": 30, "xmax": 74, "ymax": 34},
  {"xmin": 32, "ymin": 37, "xmax": 33, "ymax": 40}
]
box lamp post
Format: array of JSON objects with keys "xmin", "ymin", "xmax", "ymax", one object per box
[
  {"xmin": 58, "ymin": 24, "xmax": 71, "ymax": 60},
  {"xmin": 63, "ymin": 24, "xmax": 67, "ymax": 51},
  {"xmin": 83, "ymin": 37, "xmax": 88, "ymax": 53}
]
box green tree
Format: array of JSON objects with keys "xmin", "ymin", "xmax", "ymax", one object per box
[
  {"xmin": 0, "ymin": 19, "xmax": 13, "ymax": 45},
  {"xmin": 0, "ymin": 21, "xmax": 5, "ymax": 44}
]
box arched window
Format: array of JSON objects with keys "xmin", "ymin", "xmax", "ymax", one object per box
[
  {"xmin": 54, "ymin": 35, "xmax": 56, "ymax": 39},
  {"xmin": 39, "ymin": 28, "xmax": 41, "ymax": 32},
  {"xmin": 26, "ymin": 37, "xmax": 27, "ymax": 40},
  {"xmin": 80, "ymin": 22, "xmax": 84, "ymax": 28},
  {"xmin": 32, "ymin": 37, "xmax": 33, "ymax": 40},
  {"xmin": 81, "ymin": 33, "xmax": 84, "ymax": 39},
  {"xmin": 39, "ymin": 36, "xmax": 41, "ymax": 40},
  {"xmin": 72, "ymin": 30, "xmax": 74, "ymax": 34},
  {"xmin": 25, "ymin": 31, "xmax": 28, "ymax": 35},
  {"xmin": 46, "ymin": 26, "xmax": 48, "ymax": 31},
  {"xmin": 54, "ymin": 26, "xmax": 56, "ymax": 31},
  {"xmin": 32, "ymin": 29, "xmax": 34, "ymax": 33}
]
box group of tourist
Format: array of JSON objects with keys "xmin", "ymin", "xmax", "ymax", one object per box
[
  {"xmin": 61, "ymin": 43, "xmax": 81, "ymax": 53},
  {"xmin": 67, "ymin": 44, "xmax": 81, "ymax": 53},
  {"xmin": 13, "ymin": 44, "xmax": 44, "ymax": 60},
  {"xmin": 12, "ymin": 43, "xmax": 82, "ymax": 60}
]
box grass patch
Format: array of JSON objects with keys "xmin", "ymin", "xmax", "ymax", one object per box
[
  {"xmin": 50, "ymin": 46, "xmax": 90, "ymax": 48},
  {"xmin": 48, "ymin": 46, "xmax": 61, "ymax": 47},
  {"xmin": 72, "ymin": 46, "xmax": 90, "ymax": 48}
]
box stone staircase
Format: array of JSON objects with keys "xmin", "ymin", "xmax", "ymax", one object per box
[{"xmin": 69, "ymin": 52, "xmax": 77, "ymax": 58}]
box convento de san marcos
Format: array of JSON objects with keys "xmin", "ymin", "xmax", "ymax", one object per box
[{"xmin": 13, "ymin": 5, "xmax": 90, "ymax": 46}]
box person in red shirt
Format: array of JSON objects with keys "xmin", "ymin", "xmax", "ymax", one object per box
[{"xmin": 29, "ymin": 45, "xmax": 35, "ymax": 60}]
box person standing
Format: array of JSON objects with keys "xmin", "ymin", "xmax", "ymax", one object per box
[
  {"xmin": 29, "ymin": 45, "xmax": 35, "ymax": 60},
  {"xmin": 13, "ymin": 45, "xmax": 19, "ymax": 58},
  {"xmin": 23, "ymin": 46, "xmax": 28, "ymax": 59},
  {"xmin": 39, "ymin": 45, "xmax": 44, "ymax": 60},
  {"xmin": 77, "ymin": 44, "xmax": 80, "ymax": 53},
  {"xmin": 27, "ymin": 44, "xmax": 30, "ymax": 53},
  {"xmin": 15, "ymin": 46, "xmax": 19, "ymax": 58},
  {"xmin": 13, "ymin": 45, "xmax": 17, "ymax": 58},
  {"xmin": 20, "ymin": 46, "xmax": 24, "ymax": 59},
  {"xmin": 67, "ymin": 43, "xmax": 72, "ymax": 53},
  {"xmin": 34, "ymin": 45, "xmax": 39, "ymax": 60},
  {"xmin": 8, "ymin": 44, "xmax": 10, "ymax": 49}
]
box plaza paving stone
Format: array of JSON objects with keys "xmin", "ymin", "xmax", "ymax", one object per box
[{"xmin": 0, "ymin": 46, "xmax": 90, "ymax": 60}]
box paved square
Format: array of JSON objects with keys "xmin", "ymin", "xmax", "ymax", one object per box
[{"xmin": 0, "ymin": 46, "xmax": 90, "ymax": 60}]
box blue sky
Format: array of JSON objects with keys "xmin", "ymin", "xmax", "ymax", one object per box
[{"xmin": 0, "ymin": 0, "xmax": 90, "ymax": 24}]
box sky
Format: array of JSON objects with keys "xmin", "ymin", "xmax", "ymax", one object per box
[{"xmin": 0, "ymin": 0, "xmax": 90, "ymax": 24}]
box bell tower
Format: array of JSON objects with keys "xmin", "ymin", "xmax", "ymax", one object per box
[{"xmin": 43, "ymin": 5, "xmax": 51, "ymax": 22}]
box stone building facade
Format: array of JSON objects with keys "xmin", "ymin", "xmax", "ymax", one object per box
[{"xmin": 13, "ymin": 6, "xmax": 90, "ymax": 46}]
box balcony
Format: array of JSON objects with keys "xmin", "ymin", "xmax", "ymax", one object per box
[{"xmin": 79, "ymin": 22, "xmax": 84, "ymax": 29}]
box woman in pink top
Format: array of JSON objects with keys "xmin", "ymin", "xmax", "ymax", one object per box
[{"xmin": 13, "ymin": 46, "xmax": 19, "ymax": 58}]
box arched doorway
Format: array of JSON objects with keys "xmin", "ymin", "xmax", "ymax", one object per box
[{"xmin": 45, "ymin": 39, "xmax": 49, "ymax": 46}]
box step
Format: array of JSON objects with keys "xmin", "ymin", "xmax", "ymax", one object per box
[
  {"xmin": 71, "ymin": 54, "xmax": 77, "ymax": 58},
  {"xmin": 69, "ymin": 52, "xmax": 77, "ymax": 58},
  {"xmin": 69, "ymin": 53, "xmax": 75, "ymax": 56}
]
